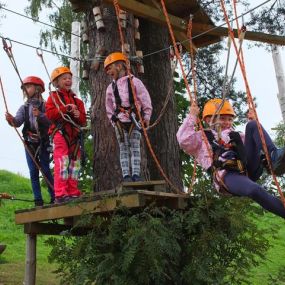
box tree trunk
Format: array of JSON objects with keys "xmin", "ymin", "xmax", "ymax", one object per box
[
  {"xmin": 139, "ymin": 19, "xmax": 183, "ymax": 191},
  {"xmin": 85, "ymin": 5, "xmax": 182, "ymax": 192},
  {"xmin": 86, "ymin": 5, "xmax": 145, "ymax": 191}
]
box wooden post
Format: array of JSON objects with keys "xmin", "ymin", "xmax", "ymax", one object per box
[
  {"xmin": 272, "ymin": 45, "xmax": 285, "ymax": 123},
  {"xmin": 70, "ymin": 21, "xmax": 81, "ymax": 97},
  {"xmin": 24, "ymin": 234, "xmax": 37, "ymax": 285}
]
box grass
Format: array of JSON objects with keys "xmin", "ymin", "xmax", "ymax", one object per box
[
  {"xmin": 0, "ymin": 169, "xmax": 285, "ymax": 284},
  {"xmin": 248, "ymin": 213, "xmax": 285, "ymax": 285},
  {"xmin": 0, "ymin": 170, "xmax": 59, "ymax": 285}
]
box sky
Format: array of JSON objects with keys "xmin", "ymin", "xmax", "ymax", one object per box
[{"xmin": 0, "ymin": 0, "xmax": 284, "ymax": 177}]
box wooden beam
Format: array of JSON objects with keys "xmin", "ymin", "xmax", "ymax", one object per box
[
  {"xmin": 24, "ymin": 222, "xmax": 90, "ymax": 236},
  {"xmin": 15, "ymin": 191, "xmax": 189, "ymax": 225},
  {"xmin": 105, "ymin": 0, "xmax": 187, "ymax": 32},
  {"xmin": 15, "ymin": 193, "xmax": 143, "ymax": 224},
  {"xmin": 192, "ymin": 23, "xmax": 285, "ymax": 46},
  {"xmin": 24, "ymin": 234, "xmax": 37, "ymax": 285},
  {"xmin": 104, "ymin": 0, "xmax": 285, "ymax": 46}
]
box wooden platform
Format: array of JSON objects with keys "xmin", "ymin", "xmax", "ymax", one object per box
[
  {"xmin": 15, "ymin": 181, "xmax": 188, "ymax": 284},
  {"xmin": 16, "ymin": 191, "xmax": 187, "ymax": 226},
  {"xmin": 15, "ymin": 181, "xmax": 188, "ymax": 235}
]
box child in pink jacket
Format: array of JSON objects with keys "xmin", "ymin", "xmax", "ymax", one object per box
[
  {"xmin": 104, "ymin": 52, "xmax": 152, "ymax": 182},
  {"xmin": 177, "ymin": 98, "xmax": 285, "ymax": 219}
]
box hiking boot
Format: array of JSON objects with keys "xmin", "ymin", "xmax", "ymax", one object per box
[
  {"xmin": 34, "ymin": 199, "xmax": 44, "ymax": 207},
  {"xmin": 132, "ymin": 174, "xmax": 143, "ymax": 182},
  {"xmin": 123, "ymin": 175, "xmax": 133, "ymax": 182},
  {"xmin": 271, "ymin": 147, "xmax": 285, "ymax": 176}
]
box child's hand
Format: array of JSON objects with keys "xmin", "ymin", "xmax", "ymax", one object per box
[
  {"xmin": 66, "ymin": 104, "xmax": 77, "ymax": 113},
  {"xmin": 32, "ymin": 107, "xmax": 40, "ymax": 117},
  {"xmin": 72, "ymin": 109, "xmax": 80, "ymax": 118},
  {"xmin": 143, "ymin": 120, "xmax": 150, "ymax": 128},
  {"xmin": 190, "ymin": 102, "xmax": 200, "ymax": 117},
  {"xmin": 5, "ymin": 112, "xmax": 14, "ymax": 125}
]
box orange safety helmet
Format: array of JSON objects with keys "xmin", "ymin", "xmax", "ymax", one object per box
[
  {"xmin": 202, "ymin": 98, "xmax": 235, "ymax": 120},
  {"xmin": 22, "ymin": 76, "xmax": 45, "ymax": 92},
  {"xmin": 104, "ymin": 52, "xmax": 127, "ymax": 69},
  {"xmin": 50, "ymin": 66, "xmax": 72, "ymax": 82}
]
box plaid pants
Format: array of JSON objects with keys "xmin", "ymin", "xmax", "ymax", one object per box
[{"xmin": 115, "ymin": 127, "xmax": 141, "ymax": 177}]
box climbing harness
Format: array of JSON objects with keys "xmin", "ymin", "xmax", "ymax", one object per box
[
  {"xmin": 36, "ymin": 50, "xmax": 86, "ymax": 131},
  {"xmin": 220, "ymin": 0, "xmax": 285, "ymax": 206},
  {"xmin": 36, "ymin": 50, "xmax": 87, "ymax": 167},
  {"xmin": 112, "ymin": 0, "xmax": 183, "ymax": 194},
  {"xmin": 204, "ymin": 130, "xmax": 247, "ymax": 174}
]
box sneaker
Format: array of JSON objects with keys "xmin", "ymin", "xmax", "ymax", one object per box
[
  {"xmin": 34, "ymin": 199, "xmax": 44, "ymax": 207},
  {"xmin": 271, "ymin": 147, "xmax": 285, "ymax": 176},
  {"xmin": 55, "ymin": 196, "xmax": 70, "ymax": 204},
  {"xmin": 123, "ymin": 175, "xmax": 133, "ymax": 182},
  {"xmin": 132, "ymin": 174, "xmax": 143, "ymax": 182}
]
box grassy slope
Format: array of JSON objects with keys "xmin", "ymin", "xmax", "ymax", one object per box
[
  {"xmin": 0, "ymin": 170, "xmax": 284, "ymax": 284},
  {"xmin": 0, "ymin": 170, "xmax": 58, "ymax": 285},
  {"xmin": 249, "ymin": 213, "xmax": 285, "ymax": 285}
]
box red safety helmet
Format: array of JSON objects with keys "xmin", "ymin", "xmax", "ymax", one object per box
[{"xmin": 22, "ymin": 76, "xmax": 45, "ymax": 92}]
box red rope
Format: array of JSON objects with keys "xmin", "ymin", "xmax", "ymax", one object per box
[
  {"xmin": 220, "ymin": 0, "xmax": 285, "ymax": 207},
  {"xmin": 112, "ymin": 0, "xmax": 183, "ymax": 194}
]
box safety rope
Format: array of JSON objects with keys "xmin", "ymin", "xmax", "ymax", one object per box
[
  {"xmin": 147, "ymin": 58, "xmax": 178, "ymax": 130},
  {"xmin": 36, "ymin": 48, "xmax": 85, "ymax": 131},
  {"xmin": 220, "ymin": 0, "xmax": 285, "ymax": 207},
  {"xmin": 160, "ymin": 0, "xmax": 214, "ymax": 194},
  {"xmin": 0, "ymin": 76, "xmax": 54, "ymax": 191},
  {"xmin": 186, "ymin": 15, "xmax": 198, "ymax": 193},
  {"xmin": 0, "ymin": 192, "xmax": 34, "ymax": 203},
  {"xmin": 209, "ymin": 25, "xmax": 247, "ymax": 131},
  {"xmin": 112, "ymin": 0, "xmax": 183, "ymax": 194}
]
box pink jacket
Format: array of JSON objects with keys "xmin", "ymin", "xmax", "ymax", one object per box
[
  {"xmin": 176, "ymin": 113, "xmax": 245, "ymax": 171},
  {"xmin": 105, "ymin": 75, "xmax": 152, "ymax": 124}
]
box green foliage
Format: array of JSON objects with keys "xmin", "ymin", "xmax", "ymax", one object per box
[{"xmin": 47, "ymin": 180, "xmax": 274, "ymax": 285}]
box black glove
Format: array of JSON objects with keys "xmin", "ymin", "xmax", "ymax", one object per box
[{"xmin": 111, "ymin": 114, "xmax": 118, "ymax": 122}]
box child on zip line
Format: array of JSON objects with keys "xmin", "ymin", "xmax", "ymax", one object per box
[
  {"xmin": 5, "ymin": 76, "xmax": 55, "ymax": 207},
  {"xmin": 104, "ymin": 52, "xmax": 152, "ymax": 182},
  {"xmin": 177, "ymin": 98, "xmax": 285, "ymax": 219},
  {"xmin": 46, "ymin": 67, "xmax": 87, "ymax": 204}
]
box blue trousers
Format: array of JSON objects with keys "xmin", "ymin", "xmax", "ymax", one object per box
[
  {"xmin": 224, "ymin": 120, "xmax": 285, "ymax": 218},
  {"xmin": 25, "ymin": 146, "xmax": 55, "ymax": 203}
]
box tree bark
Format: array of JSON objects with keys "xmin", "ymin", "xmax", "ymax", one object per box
[
  {"xmin": 139, "ymin": 19, "xmax": 183, "ymax": 190},
  {"xmin": 86, "ymin": 4, "xmax": 183, "ymax": 192}
]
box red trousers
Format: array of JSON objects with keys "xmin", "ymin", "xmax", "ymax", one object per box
[{"xmin": 53, "ymin": 132, "xmax": 81, "ymax": 198}]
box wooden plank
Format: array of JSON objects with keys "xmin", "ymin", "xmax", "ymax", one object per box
[
  {"xmin": 24, "ymin": 234, "xmax": 37, "ymax": 285},
  {"xmin": 104, "ymin": 0, "xmax": 285, "ymax": 46},
  {"xmin": 192, "ymin": 23, "xmax": 285, "ymax": 46},
  {"xmin": 15, "ymin": 191, "xmax": 189, "ymax": 225},
  {"xmin": 121, "ymin": 180, "xmax": 166, "ymax": 190},
  {"xmin": 15, "ymin": 193, "xmax": 142, "ymax": 225},
  {"xmin": 104, "ymin": 0, "xmax": 187, "ymax": 32},
  {"xmin": 24, "ymin": 222, "xmax": 89, "ymax": 236}
]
